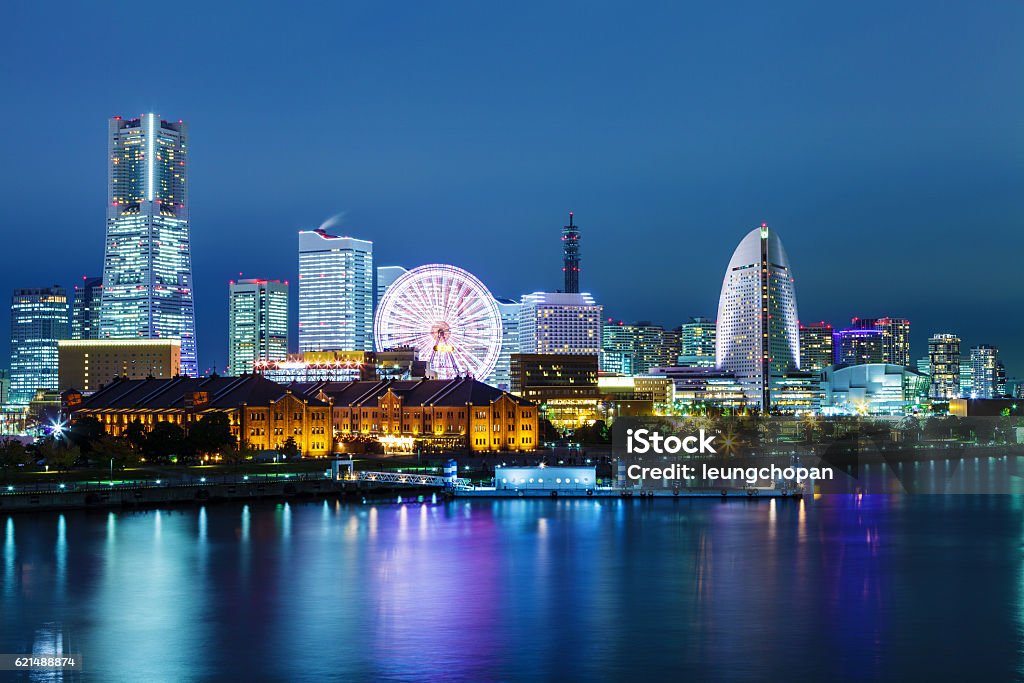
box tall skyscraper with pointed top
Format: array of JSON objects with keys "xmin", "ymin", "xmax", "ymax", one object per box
[
  {"xmin": 716, "ymin": 224, "xmax": 800, "ymax": 410},
  {"xmin": 562, "ymin": 211, "xmax": 580, "ymax": 293},
  {"xmin": 99, "ymin": 114, "xmax": 196, "ymax": 376}
]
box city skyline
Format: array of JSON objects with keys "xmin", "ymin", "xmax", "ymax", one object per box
[{"xmin": 2, "ymin": 2, "xmax": 1021, "ymax": 375}]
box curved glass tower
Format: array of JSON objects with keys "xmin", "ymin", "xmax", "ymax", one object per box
[
  {"xmin": 715, "ymin": 224, "xmax": 800, "ymax": 410},
  {"xmin": 99, "ymin": 114, "xmax": 196, "ymax": 376}
]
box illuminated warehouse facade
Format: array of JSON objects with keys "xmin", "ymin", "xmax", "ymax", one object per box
[
  {"xmin": 100, "ymin": 114, "xmax": 197, "ymax": 377},
  {"xmin": 73, "ymin": 375, "xmax": 332, "ymax": 457},
  {"xmin": 715, "ymin": 224, "xmax": 800, "ymax": 410},
  {"xmin": 228, "ymin": 279, "xmax": 289, "ymax": 376},
  {"xmin": 298, "ymin": 229, "xmax": 374, "ymax": 353},
  {"xmin": 295, "ymin": 377, "xmax": 539, "ymax": 452}
]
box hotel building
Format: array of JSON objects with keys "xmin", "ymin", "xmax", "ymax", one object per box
[
  {"xmin": 715, "ymin": 224, "xmax": 800, "ymax": 410},
  {"xmin": 228, "ymin": 279, "xmax": 289, "ymax": 376},
  {"xmin": 100, "ymin": 114, "xmax": 197, "ymax": 377},
  {"xmin": 298, "ymin": 229, "xmax": 373, "ymax": 352}
]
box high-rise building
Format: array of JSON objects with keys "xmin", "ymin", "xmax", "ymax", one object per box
[
  {"xmin": 100, "ymin": 114, "xmax": 197, "ymax": 377},
  {"xmin": 632, "ymin": 322, "xmax": 667, "ymax": 374},
  {"xmin": 928, "ymin": 333, "xmax": 961, "ymax": 399},
  {"xmin": 996, "ymin": 361, "xmax": 1008, "ymax": 398},
  {"xmin": 228, "ymin": 279, "xmax": 289, "ymax": 376},
  {"xmin": 715, "ymin": 224, "xmax": 800, "ymax": 410},
  {"xmin": 518, "ymin": 292, "xmax": 602, "ymax": 356},
  {"xmin": 298, "ymin": 229, "xmax": 373, "ymax": 352},
  {"xmin": 562, "ymin": 212, "xmax": 580, "ymax": 294},
  {"xmin": 959, "ymin": 358, "xmax": 974, "ymax": 397},
  {"xmin": 851, "ymin": 317, "xmax": 911, "ymax": 367},
  {"xmin": 601, "ymin": 319, "xmax": 635, "ymax": 374},
  {"xmin": 798, "ymin": 321, "xmax": 834, "ymax": 372},
  {"xmin": 833, "ymin": 328, "xmax": 886, "ymax": 366},
  {"xmin": 71, "ymin": 276, "xmax": 103, "ymax": 340},
  {"xmin": 680, "ymin": 317, "xmax": 716, "ymax": 368},
  {"xmin": 375, "ymin": 266, "xmax": 407, "ymax": 316},
  {"xmin": 486, "ymin": 298, "xmax": 522, "ymax": 391},
  {"xmin": 10, "ymin": 286, "xmax": 69, "ymax": 406},
  {"xmin": 660, "ymin": 327, "xmax": 682, "ymax": 369},
  {"xmin": 969, "ymin": 344, "xmax": 998, "ymax": 399}
]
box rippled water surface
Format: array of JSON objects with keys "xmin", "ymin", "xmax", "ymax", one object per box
[{"xmin": 3, "ymin": 492, "xmax": 1023, "ymax": 681}]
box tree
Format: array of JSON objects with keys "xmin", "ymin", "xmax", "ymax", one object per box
[
  {"xmin": 144, "ymin": 421, "xmax": 187, "ymax": 462},
  {"xmin": 124, "ymin": 419, "xmax": 147, "ymax": 451},
  {"xmin": 277, "ymin": 437, "xmax": 300, "ymax": 460},
  {"xmin": 188, "ymin": 413, "xmax": 235, "ymax": 458},
  {"xmin": 36, "ymin": 439, "xmax": 80, "ymax": 473},
  {"xmin": 0, "ymin": 439, "xmax": 30, "ymax": 480},
  {"xmin": 97, "ymin": 435, "xmax": 142, "ymax": 472},
  {"xmin": 68, "ymin": 416, "xmax": 106, "ymax": 454}
]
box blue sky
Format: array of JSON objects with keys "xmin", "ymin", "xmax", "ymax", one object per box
[{"xmin": 2, "ymin": 0, "xmax": 1022, "ymax": 374}]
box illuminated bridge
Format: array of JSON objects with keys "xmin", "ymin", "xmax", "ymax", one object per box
[{"xmin": 354, "ymin": 471, "xmax": 473, "ymax": 491}]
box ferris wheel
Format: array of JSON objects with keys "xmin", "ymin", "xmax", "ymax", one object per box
[{"xmin": 374, "ymin": 264, "xmax": 502, "ymax": 380}]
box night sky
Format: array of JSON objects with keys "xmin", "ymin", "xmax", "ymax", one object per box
[{"xmin": 2, "ymin": 1, "xmax": 1022, "ymax": 375}]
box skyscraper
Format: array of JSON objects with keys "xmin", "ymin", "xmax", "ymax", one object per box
[
  {"xmin": 851, "ymin": 317, "xmax": 911, "ymax": 367},
  {"xmin": 798, "ymin": 321, "xmax": 834, "ymax": 372},
  {"xmin": 228, "ymin": 279, "xmax": 289, "ymax": 376},
  {"xmin": 10, "ymin": 286, "xmax": 69, "ymax": 406},
  {"xmin": 969, "ymin": 344, "xmax": 998, "ymax": 399},
  {"xmin": 601, "ymin": 319, "xmax": 635, "ymax": 374},
  {"xmin": 680, "ymin": 317, "xmax": 717, "ymax": 368},
  {"xmin": 375, "ymin": 266, "xmax": 408, "ymax": 315},
  {"xmin": 562, "ymin": 211, "xmax": 580, "ymax": 294},
  {"xmin": 298, "ymin": 229, "xmax": 373, "ymax": 352},
  {"xmin": 519, "ymin": 292, "xmax": 602, "ymax": 356},
  {"xmin": 486, "ymin": 298, "xmax": 522, "ymax": 391},
  {"xmin": 833, "ymin": 328, "xmax": 886, "ymax": 366},
  {"xmin": 716, "ymin": 224, "xmax": 800, "ymax": 410},
  {"xmin": 100, "ymin": 114, "xmax": 197, "ymax": 376},
  {"xmin": 928, "ymin": 333, "xmax": 960, "ymax": 399},
  {"xmin": 71, "ymin": 276, "xmax": 103, "ymax": 340}
]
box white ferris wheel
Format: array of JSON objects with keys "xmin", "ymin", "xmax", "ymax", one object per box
[{"xmin": 373, "ymin": 264, "xmax": 502, "ymax": 380}]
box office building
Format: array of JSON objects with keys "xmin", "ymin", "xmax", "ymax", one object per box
[
  {"xmin": 928, "ymin": 333, "xmax": 961, "ymax": 399},
  {"xmin": 518, "ymin": 292, "xmax": 602, "ymax": 356},
  {"xmin": 852, "ymin": 317, "xmax": 911, "ymax": 367},
  {"xmin": 375, "ymin": 266, "xmax": 407, "ymax": 316},
  {"xmin": 510, "ymin": 353, "xmax": 599, "ymax": 429},
  {"xmin": 799, "ymin": 321, "xmax": 834, "ymax": 372},
  {"xmin": 58, "ymin": 339, "xmax": 181, "ymax": 393},
  {"xmin": 71, "ymin": 276, "xmax": 103, "ymax": 340},
  {"xmin": 100, "ymin": 114, "xmax": 197, "ymax": 377},
  {"xmin": 833, "ymin": 328, "xmax": 886, "ymax": 366},
  {"xmin": 680, "ymin": 317, "xmax": 716, "ymax": 367},
  {"xmin": 486, "ymin": 298, "xmax": 522, "ymax": 391},
  {"xmin": 228, "ymin": 279, "xmax": 289, "ymax": 376},
  {"xmin": 10, "ymin": 286, "xmax": 68, "ymax": 406},
  {"xmin": 715, "ymin": 224, "xmax": 800, "ymax": 410},
  {"xmin": 601, "ymin": 319, "xmax": 635, "ymax": 374},
  {"xmin": 970, "ymin": 344, "xmax": 998, "ymax": 399},
  {"xmin": 298, "ymin": 229, "xmax": 373, "ymax": 352}
]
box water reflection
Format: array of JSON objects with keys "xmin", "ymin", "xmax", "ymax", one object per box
[{"xmin": 0, "ymin": 472, "xmax": 1022, "ymax": 680}]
